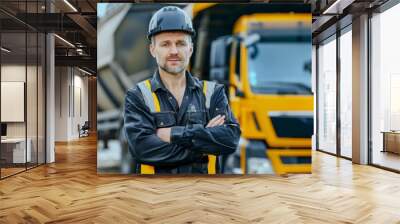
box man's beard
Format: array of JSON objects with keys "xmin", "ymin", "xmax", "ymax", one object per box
[{"xmin": 159, "ymin": 60, "xmax": 186, "ymax": 75}]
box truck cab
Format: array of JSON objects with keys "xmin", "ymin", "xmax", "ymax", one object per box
[{"xmin": 209, "ymin": 13, "xmax": 313, "ymax": 174}]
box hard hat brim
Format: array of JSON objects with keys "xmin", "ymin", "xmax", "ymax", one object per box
[{"xmin": 147, "ymin": 29, "xmax": 196, "ymax": 41}]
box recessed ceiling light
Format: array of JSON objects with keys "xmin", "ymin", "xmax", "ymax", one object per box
[
  {"xmin": 78, "ymin": 67, "xmax": 92, "ymax": 76},
  {"xmin": 1, "ymin": 47, "xmax": 11, "ymax": 53},
  {"xmin": 322, "ymin": 0, "xmax": 354, "ymax": 15},
  {"xmin": 54, "ymin": 34, "xmax": 75, "ymax": 48},
  {"xmin": 63, "ymin": 0, "xmax": 78, "ymax": 12}
]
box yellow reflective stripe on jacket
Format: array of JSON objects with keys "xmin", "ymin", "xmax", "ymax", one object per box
[
  {"xmin": 203, "ymin": 81, "xmax": 217, "ymax": 175},
  {"xmin": 207, "ymin": 155, "xmax": 216, "ymax": 174},
  {"xmin": 139, "ymin": 79, "xmax": 159, "ymax": 174},
  {"xmin": 140, "ymin": 164, "xmax": 155, "ymax": 174},
  {"xmin": 144, "ymin": 79, "xmax": 160, "ymax": 112}
]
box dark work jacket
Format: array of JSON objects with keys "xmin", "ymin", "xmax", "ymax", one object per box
[{"xmin": 123, "ymin": 70, "xmax": 241, "ymax": 174}]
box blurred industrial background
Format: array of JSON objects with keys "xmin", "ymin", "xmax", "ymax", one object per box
[{"xmin": 97, "ymin": 3, "xmax": 313, "ymax": 174}]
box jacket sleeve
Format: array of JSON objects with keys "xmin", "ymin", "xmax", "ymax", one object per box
[
  {"xmin": 170, "ymin": 85, "xmax": 241, "ymax": 155},
  {"xmin": 124, "ymin": 88, "xmax": 198, "ymax": 166}
]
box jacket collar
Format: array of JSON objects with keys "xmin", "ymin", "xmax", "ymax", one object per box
[{"xmin": 150, "ymin": 69, "xmax": 202, "ymax": 92}]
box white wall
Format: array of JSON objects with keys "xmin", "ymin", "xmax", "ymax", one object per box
[
  {"xmin": 1, "ymin": 65, "xmax": 26, "ymax": 81},
  {"xmin": 1, "ymin": 82, "xmax": 25, "ymax": 122},
  {"xmin": 55, "ymin": 67, "xmax": 69, "ymax": 141},
  {"xmin": 54, "ymin": 67, "xmax": 89, "ymax": 141}
]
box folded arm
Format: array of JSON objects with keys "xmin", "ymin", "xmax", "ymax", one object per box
[
  {"xmin": 124, "ymin": 88, "xmax": 199, "ymax": 166},
  {"xmin": 169, "ymin": 85, "xmax": 241, "ymax": 155}
]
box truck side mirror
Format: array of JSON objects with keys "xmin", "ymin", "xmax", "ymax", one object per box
[
  {"xmin": 209, "ymin": 36, "xmax": 232, "ymax": 85},
  {"xmin": 235, "ymin": 88, "xmax": 245, "ymax": 97}
]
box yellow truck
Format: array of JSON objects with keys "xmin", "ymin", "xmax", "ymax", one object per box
[{"xmin": 188, "ymin": 4, "xmax": 313, "ymax": 174}]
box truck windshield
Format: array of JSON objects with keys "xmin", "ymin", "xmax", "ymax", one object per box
[{"xmin": 246, "ymin": 35, "xmax": 312, "ymax": 95}]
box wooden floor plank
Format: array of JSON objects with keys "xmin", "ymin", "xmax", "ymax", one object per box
[{"xmin": 0, "ymin": 135, "xmax": 400, "ymax": 223}]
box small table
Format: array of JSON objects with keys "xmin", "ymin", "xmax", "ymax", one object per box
[{"xmin": 381, "ymin": 131, "xmax": 400, "ymax": 154}]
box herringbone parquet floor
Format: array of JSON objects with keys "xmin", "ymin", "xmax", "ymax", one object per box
[{"xmin": 1, "ymin": 135, "xmax": 400, "ymax": 223}]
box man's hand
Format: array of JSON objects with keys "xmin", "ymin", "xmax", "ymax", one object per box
[
  {"xmin": 206, "ymin": 115, "xmax": 225, "ymax": 128},
  {"xmin": 156, "ymin": 127, "xmax": 171, "ymax": 143},
  {"xmin": 156, "ymin": 115, "xmax": 224, "ymax": 142}
]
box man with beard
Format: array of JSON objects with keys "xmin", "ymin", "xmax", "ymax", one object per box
[{"xmin": 123, "ymin": 6, "xmax": 241, "ymax": 174}]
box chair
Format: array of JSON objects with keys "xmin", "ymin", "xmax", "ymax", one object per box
[{"xmin": 79, "ymin": 121, "xmax": 90, "ymax": 138}]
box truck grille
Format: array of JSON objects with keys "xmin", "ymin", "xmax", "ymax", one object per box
[{"xmin": 269, "ymin": 111, "xmax": 313, "ymax": 138}]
